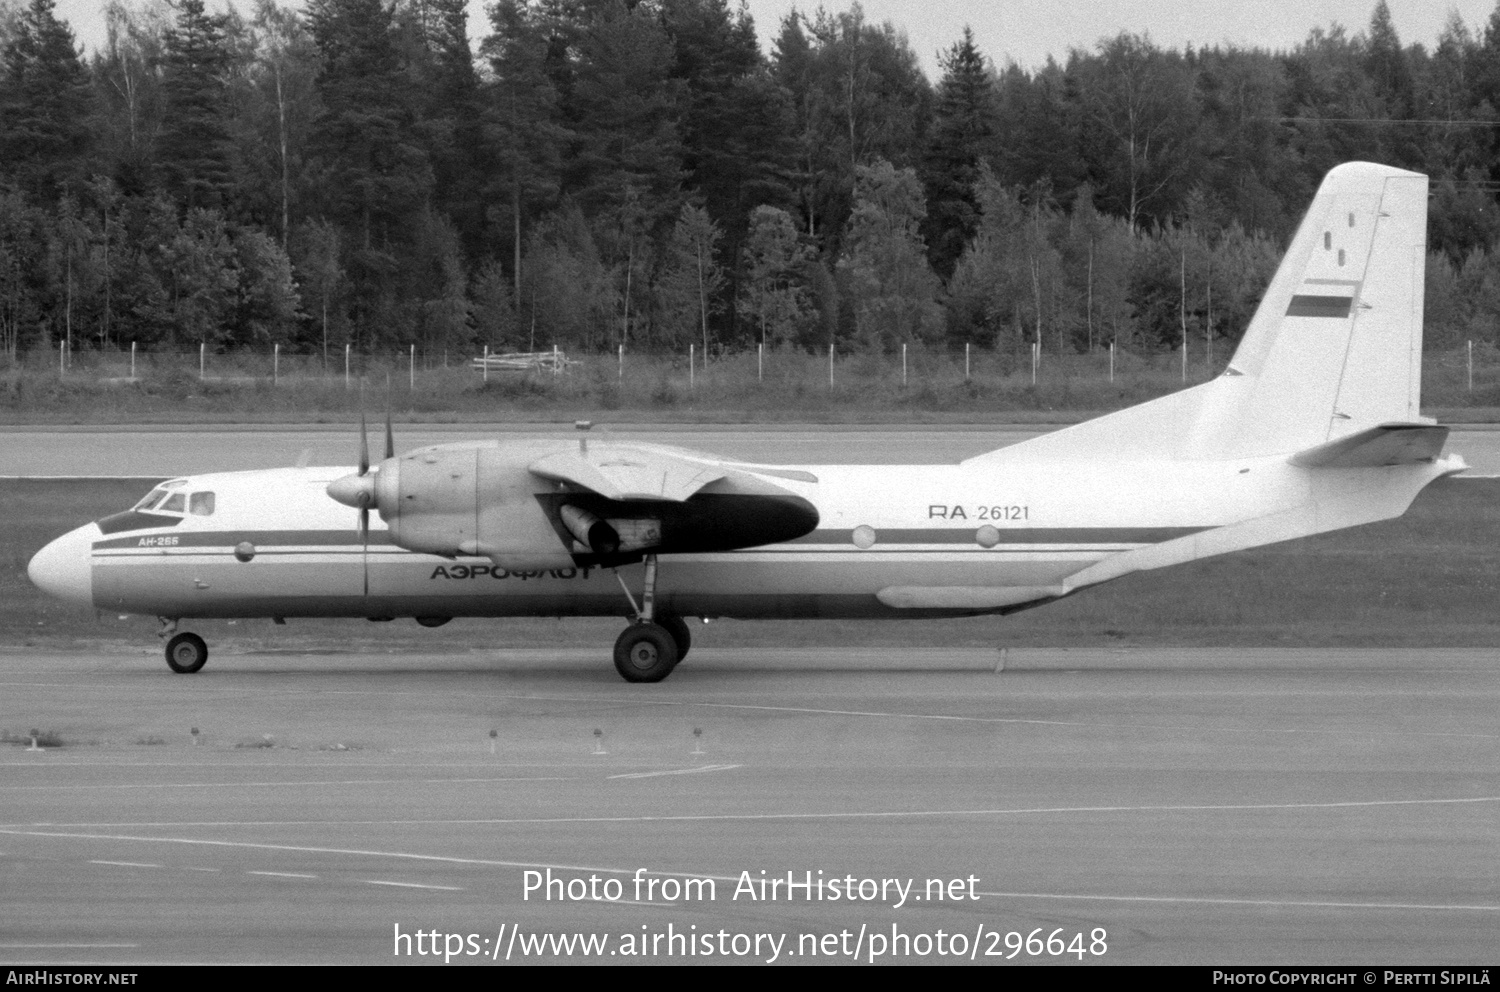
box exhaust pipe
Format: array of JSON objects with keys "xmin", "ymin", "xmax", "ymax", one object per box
[{"xmin": 559, "ymin": 505, "xmax": 621, "ymax": 555}]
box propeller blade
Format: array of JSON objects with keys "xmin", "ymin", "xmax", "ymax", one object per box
[
  {"xmin": 358, "ymin": 405, "xmax": 369, "ymax": 476},
  {"xmin": 360, "ymin": 506, "xmax": 369, "ymax": 597},
  {"xmin": 384, "ymin": 392, "xmax": 394, "ymax": 460}
]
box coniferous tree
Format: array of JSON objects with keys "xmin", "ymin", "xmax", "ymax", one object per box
[
  {"xmin": 660, "ymin": 0, "xmax": 794, "ymax": 344},
  {"xmin": 773, "ymin": 7, "xmax": 930, "ymax": 259},
  {"xmin": 307, "ymin": 0, "xmax": 432, "ymax": 346},
  {"xmin": 481, "ymin": 0, "xmax": 567, "ymax": 297},
  {"xmin": 654, "ymin": 202, "xmax": 724, "ymax": 352},
  {"xmin": 159, "ymin": 0, "xmax": 236, "ymax": 212},
  {"xmin": 0, "ymin": 0, "xmax": 92, "ymax": 201},
  {"xmin": 920, "ymin": 26, "xmax": 994, "ymax": 280},
  {"xmin": 739, "ymin": 203, "xmax": 813, "ymax": 348}
]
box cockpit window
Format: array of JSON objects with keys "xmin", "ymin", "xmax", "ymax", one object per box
[
  {"xmin": 189, "ymin": 491, "xmax": 216, "ymax": 516},
  {"xmin": 132, "ymin": 487, "xmax": 168, "ymax": 511},
  {"xmin": 131, "ymin": 479, "xmax": 189, "ymax": 512},
  {"xmin": 160, "ymin": 493, "xmax": 186, "ymax": 513}
]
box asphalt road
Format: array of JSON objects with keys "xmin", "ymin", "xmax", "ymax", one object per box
[
  {"xmin": 1, "ymin": 646, "xmax": 1495, "ymax": 965},
  {"xmin": 3, "ymin": 424, "xmax": 1499, "ymax": 476}
]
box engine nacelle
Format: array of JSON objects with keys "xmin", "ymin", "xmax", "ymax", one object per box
[
  {"xmin": 329, "ymin": 439, "xmax": 820, "ymax": 569},
  {"xmin": 372, "ymin": 444, "xmax": 576, "ymax": 570}
]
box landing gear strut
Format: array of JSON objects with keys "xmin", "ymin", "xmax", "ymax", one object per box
[{"xmin": 611, "ymin": 554, "xmax": 678, "ymax": 683}]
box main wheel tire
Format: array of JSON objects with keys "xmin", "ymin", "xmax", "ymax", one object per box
[
  {"xmin": 613, "ymin": 623, "xmax": 678, "ymax": 683},
  {"xmin": 165, "ymin": 632, "xmax": 208, "ymax": 674},
  {"xmin": 658, "ymin": 615, "xmax": 692, "ymax": 662}
]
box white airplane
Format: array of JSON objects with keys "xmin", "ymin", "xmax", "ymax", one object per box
[{"xmin": 28, "ymin": 162, "xmax": 1465, "ymax": 682}]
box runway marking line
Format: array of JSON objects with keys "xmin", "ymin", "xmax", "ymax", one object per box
[
  {"xmin": 44, "ymin": 837, "xmax": 1500, "ymax": 915},
  {"xmin": 607, "ymin": 764, "xmax": 740, "ymax": 779},
  {"xmin": 0, "ymin": 761, "xmax": 601, "ymax": 768},
  {"xmin": 577, "ymin": 696, "xmax": 1500, "ymax": 741},
  {"xmin": 12, "ymin": 793, "xmax": 1498, "ymax": 836},
  {"xmin": 247, "ymin": 870, "xmax": 317, "ymax": 879},
  {"xmin": 976, "ymin": 890, "xmax": 1500, "ymax": 912},
  {"xmin": 89, "ymin": 859, "xmax": 160, "ymax": 868},
  {"xmin": 0, "ymin": 944, "xmax": 140, "ymax": 950},
  {"xmin": 0, "ymin": 776, "xmax": 568, "ymax": 791},
  {"xmin": 6, "ymin": 792, "xmax": 1497, "ymax": 919}
]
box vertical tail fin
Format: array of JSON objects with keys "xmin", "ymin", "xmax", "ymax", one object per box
[
  {"xmin": 1215, "ymin": 161, "xmax": 1428, "ymax": 457},
  {"xmin": 973, "ymin": 161, "xmax": 1429, "ymax": 466}
]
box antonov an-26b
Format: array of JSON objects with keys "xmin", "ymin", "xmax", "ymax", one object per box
[{"xmin": 29, "ymin": 162, "xmax": 1465, "ymax": 682}]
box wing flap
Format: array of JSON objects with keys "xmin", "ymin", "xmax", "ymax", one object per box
[{"xmin": 1289, "ymin": 423, "xmax": 1449, "ymax": 468}]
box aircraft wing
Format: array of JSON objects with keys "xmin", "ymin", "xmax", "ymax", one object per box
[
  {"xmin": 529, "ymin": 444, "xmax": 726, "ymax": 501},
  {"xmin": 1289, "ymin": 423, "xmax": 1450, "ymax": 468}
]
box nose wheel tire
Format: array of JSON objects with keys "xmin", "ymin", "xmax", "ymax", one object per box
[
  {"xmin": 613, "ymin": 623, "xmax": 678, "ymax": 683},
  {"xmin": 165, "ymin": 632, "xmax": 209, "ymax": 674},
  {"xmin": 658, "ymin": 614, "xmax": 692, "ymax": 663}
]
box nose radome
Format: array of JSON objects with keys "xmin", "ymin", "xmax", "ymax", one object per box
[{"xmin": 28, "ymin": 523, "xmax": 99, "ymax": 607}]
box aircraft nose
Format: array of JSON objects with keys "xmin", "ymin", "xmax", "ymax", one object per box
[{"xmin": 28, "ymin": 523, "xmax": 99, "ymax": 607}]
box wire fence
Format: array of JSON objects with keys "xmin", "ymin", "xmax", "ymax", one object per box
[{"xmin": 7, "ymin": 338, "xmax": 1500, "ymax": 411}]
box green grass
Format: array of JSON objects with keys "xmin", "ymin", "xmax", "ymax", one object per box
[
  {"xmin": 8, "ymin": 344, "xmax": 1500, "ymax": 425},
  {"xmin": 8, "ymin": 477, "xmax": 1500, "ymax": 653}
]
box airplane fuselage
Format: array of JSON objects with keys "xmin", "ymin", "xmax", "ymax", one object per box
[{"xmin": 43, "ymin": 444, "xmax": 1447, "ymax": 623}]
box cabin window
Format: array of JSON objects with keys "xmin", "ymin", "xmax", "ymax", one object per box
[
  {"xmin": 189, "ymin": 491, "xmax": 216, "ymax": 516},
  {"xmin": 1323, "ymin": 232, "xmax": 1331, "ymax": 249}
]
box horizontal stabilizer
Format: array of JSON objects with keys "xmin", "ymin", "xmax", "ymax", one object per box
[
  {"xmin": 529, "ymin": 444, "xmax": 724, "ymax": 501},
  {"xmin": 1289, "ymin": 423, "xmax": 1449, "ymax": 468}
]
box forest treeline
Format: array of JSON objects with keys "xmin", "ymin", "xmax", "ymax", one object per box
[{"xmin": 1, "ymin": 0, "xmax": 1498, "ymax": 361}]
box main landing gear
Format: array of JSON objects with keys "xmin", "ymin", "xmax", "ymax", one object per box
[
  {"xmin": 611, "ymin": 554, "xmax": 692, "ymax": 683},
  {"xmin": 159, "ymin": 619, "xmax": 209, "ymax": 674}
]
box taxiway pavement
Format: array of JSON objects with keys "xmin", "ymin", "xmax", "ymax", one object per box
[{"xmin": 1, "ymin": 646, "xmax": 1495, "ymax": 965}]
